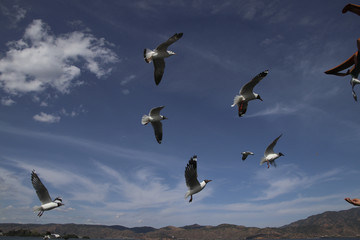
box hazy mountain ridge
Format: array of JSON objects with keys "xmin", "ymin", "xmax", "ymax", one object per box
[{"xmin": 1, "ymin": 208, "xmax": 360, "ymax": 239}]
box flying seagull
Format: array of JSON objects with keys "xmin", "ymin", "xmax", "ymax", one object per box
[
  {"xmin": 141, "ymin": 106, "xmax": 167, "ymax": 144},
  {"xmin": 144, "ymin": 33, "xmax": 183, "ymax": 85},
  {"xmin": 350, "ymin": 76, "xmax": 360, "ymax": 101},
  {"xmin": 31, "ymin": 170, "xmax": 64, "ymax": 217},
  {"xmin": 241, "ymin": 151, "xmax": 254, "ymax": 161},
  {"xmin": 260, "ymin": 134, "xmax": 284, "ymax": 168},
  {"xmin": 231, "ymin": 70, "xmax": 268, "ymax": 117},
  {"xmin": 185, "ymin": 155, "xmax": 211, "ymax": 203}
]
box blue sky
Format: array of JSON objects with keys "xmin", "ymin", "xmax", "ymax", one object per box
[{"xmin": 1, "ymin": 0, "xmax": 360, "ymax": 228}]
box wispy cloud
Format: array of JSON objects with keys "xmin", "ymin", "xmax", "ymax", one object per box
[
  {"xmin": 253, "ymin": 165, "xmax": 342, "ymax": 200},
  {"xmin": 0, "ymin": 19, "xmax": 118, "ymax": 95},
  {"xmin": 33, "ymin": 112, "xmax": 61, "ymax": 123},
  {"xmin": 0, "ymin": 4, "xmax": 26, "ymax": 28},
  {"xmin": 0, "ymin": 125, "xmax": 181, "ymax": 167},
  {"xmin": 1, "ymin": 97, "xmax": 15, "ymax": 106},
  {"xmin": 0, "ymin": 167, "xmax": 33, "ymax": 204},
  {"xmin": 246, "ymin": 102, "xmax": 302, "ymax": 118}
]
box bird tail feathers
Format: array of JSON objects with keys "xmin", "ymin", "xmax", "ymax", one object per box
[
  {"xmin": 144, "ymin": 48, "xmax": 153, "ymax": 63},
  {"xmin": 260, "ymin": 158, "xmax": 266, "ymax": 165},
  {"xmin": 184, "ymin": 191, "xmax": 191, "ymax": 199},
  {"xmin": 33, "ymin": 206, "xmax": 41, "ymax": 212},
  {"xmin": 231, "ymin": 95, "xmax": 241, "ymax": 107},
  {"xmin": 141, "ymin": 115, "xmax": 150, "ymax": 125}
]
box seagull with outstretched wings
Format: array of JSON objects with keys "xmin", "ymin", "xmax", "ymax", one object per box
[
  {"xmin": 144, "ymin": 33, "xmax": 183, "ymax": 85},
  {"xmin": 231, "ymin": 70, "xmax": 268, "ymax": 117},
  {"xmin": 184, "ymin": 155, "xmax": 211, "ymax": 203},
  {"xmin": 31, "ymin": 170, "xmax": 64, "ymax": 217}
]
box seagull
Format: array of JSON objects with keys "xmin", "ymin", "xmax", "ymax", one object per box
[
  {"xmin": 260, "ymin": 134, "xmax": 284, "ymax": 168},
  {"xmin": 144, "ymin": 33, "xmax": 183, "ymax": 85},
  {"xmin": 31, "ymin": 170, "xmax": 64, "ymax": 217},
  {"xmin": 141, "ymin": 106, "xmax": 167, "ymax": 144},
  {"xmin": 241, "ymin": 151, "xmax": 254, "ymax": 161},
  {"xmin": 231, "ymin": 70, "xmax": 268, "ymax": 117},
  {"xmin": 350, "ymin": 76, "xmax": 360, "ymax": 101},
  {"xmin": 184, "ymin": 155, "xmax": 211, "ymax": 203}
]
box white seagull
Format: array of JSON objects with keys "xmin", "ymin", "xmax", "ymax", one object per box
[
  {"xmin": 31, "ymin": 170, "xmax": 64, "ymax": 217},
  {"xmin": 241, "ymin": 151, "xmax": 254, "ymax": 161},
  {"xmin": 260, "ymin": 134, "xmax": 284, "ymax": 168},
  {"xmin": 350, "ymin": 76, "xmax": 360, "ymax": 101},
  {"xmin": 144, "ymin": 32, "xmax": 183, "ymax": 85},
  {"xmin": 141, "ymin": 106, "xmax": 167, "ymax": 144},
  {"xmin": 184, "ymin": 155, "xmax": 211, "ymax": 203},
  {"xmin": 231, "ymin": 70, "xmax": 268, "ymax": 117}
]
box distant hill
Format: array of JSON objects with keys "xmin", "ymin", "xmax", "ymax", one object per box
[{"xmin": 1, "ymin": 208, "xmax": 360, "ymax": 239}]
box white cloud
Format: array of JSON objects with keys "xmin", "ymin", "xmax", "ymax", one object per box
[
  {"xmin": 33, "ymin": 112, "xmax": 61, "ymax": 123},
  {"xmin": 0, "ymin": 19, "xmax": 118, "ymax": 95},
  {"xmin": 1, "ymin": 97, "xmax": 15, "ymax": 106}
]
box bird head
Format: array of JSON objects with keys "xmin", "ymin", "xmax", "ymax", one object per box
[
  {"xmin": 257, "ymin": 94, "xmax": 263, "ymax": 101},
  {"xmin": 204, "ymin": 179, "xmax": 212, "ymax": 184},
  {"xmin": 162, "ymin": 115, "xmax": 168, "ymax": 120},
  {"xmin": 279, "ymin": 152, "xmax": 285, "ymax": 156},
  {"xmin": 54, "ymin": 197, "xmax": 64, "ymax": 206}
]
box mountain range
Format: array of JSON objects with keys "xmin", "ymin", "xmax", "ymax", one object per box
[{"xmin": 1, "ymin": 207, "xmax": 360, "ymax": 239}]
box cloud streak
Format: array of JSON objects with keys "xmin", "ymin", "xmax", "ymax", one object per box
[
  {"xmin": 253, "ymin": 165, "xmax": 342, "ymax": 200},
  {"xmin": 246, "ymin": 102, "xmax": 302, "ymax": 118}
]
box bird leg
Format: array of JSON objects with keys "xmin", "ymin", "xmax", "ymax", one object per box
[
  {"xmin": 189, "ymin": 195, "xmax": 193, "ymax": 203},
  {"xmin": 267, "ymin": 160, "xmax": 270, "ymax": 168},
  {"xmin": 38, "ymin": 211, "xmax": 44, "ymax": 217}
]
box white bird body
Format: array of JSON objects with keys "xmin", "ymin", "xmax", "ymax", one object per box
[
  {"xmin": 231, "ymin": 70, "xmax": 268, "ymax": 117},
  {"xmin": 145, "ymin": 49, "xmax": 175, "ymax": 62},
  {"xmin": 185, "ymin": 180, "xmax": 207, "ymax": 199},
  {"xmin": 34, "ymin": 202, "xmax": 60, "ymax": 212},
  {"xmin": 260, "ymin": 134, "xmax": 284, "ymax": 168},
  {"xmin": 142, "ymin": 106, "xmax": 167, "ymax": 144},
  {"xmin": 31, "ymin": 170, "xmax": 63, "ymax": 217},
  {"xmin": 184, "ymin": 155, "xmax": 211, "ymax": 202}
]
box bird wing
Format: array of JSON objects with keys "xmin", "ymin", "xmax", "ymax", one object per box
[
  {"xmin": 185, "ymin": 155, "xmax": 200, "ymax": 189},
  {"xmin": 151, "ymin": 121, "xmax": 163, "ymax": 144},
  {"xmin": 240, "ymin": 70, "xmax": 268, "ymax": 95},
  {"xmin": 149, "ymin": 106, "xmax": 165, "ymax": 117},
  {"xmin": 31, "ymin": 170, "xmax": 52, "ymax": 204},
  {"xmin": 153, "ymin": 59, "xmax": 165, "ymax": 85},
  {"xmin": 242, "ymin": 154, "xmax": 247, "ymax": 160},
  {"xmin": 265, "ymin": 134, "xmax": 282, "ymax": 156},
  {"xmin": 156, "ymin": 33, "xmax": 183, "ymax": 51}
]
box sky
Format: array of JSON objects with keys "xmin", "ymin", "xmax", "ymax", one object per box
[{"xmin": 1, "ymin": 0, "xmax": 360, "ymax": 229}]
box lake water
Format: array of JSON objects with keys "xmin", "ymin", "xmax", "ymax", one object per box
[
  {"xmin": 1, "ymin": 237, "xmax": 360, "ymax": 240},
  {"xmin": 0, "ymin": 237, "xmax": 136, "ymax": 240}
]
